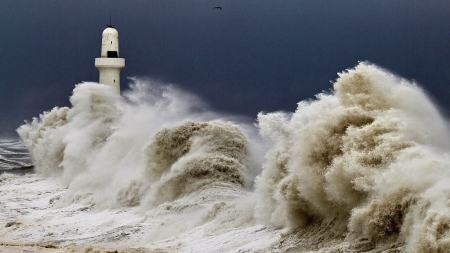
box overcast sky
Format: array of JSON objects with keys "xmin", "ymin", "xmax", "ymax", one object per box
[{"xmin": 1, "ymin": 0, "xmax": 450, "ymax": 131}]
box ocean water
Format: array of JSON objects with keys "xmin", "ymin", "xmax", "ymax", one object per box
[
  {"xmin": 2, "ymin": 62, "xmax": 450, "ymax": 252},
  {"xmin": 0, "ymin": 132, "xmax": 33, "ymax": 174}
]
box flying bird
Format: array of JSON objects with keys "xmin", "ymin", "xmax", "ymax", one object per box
[{"xmin": 213, "ymin": 6, "xmax": 222, "ymax": 10}]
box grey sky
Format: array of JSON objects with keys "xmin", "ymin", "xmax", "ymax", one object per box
[{"xmin": 1, "ymin": 0, "xmax": 450, "ymax": 131}]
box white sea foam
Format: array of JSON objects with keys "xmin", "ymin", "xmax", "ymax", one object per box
[{"xmin": 7, "ymin": 62, "xmax": 450, "ymax": 252}]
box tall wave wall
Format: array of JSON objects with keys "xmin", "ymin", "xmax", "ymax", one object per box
[{"xmin": 255, "ymin": 62, "xmax": 450, "ymax": 251}]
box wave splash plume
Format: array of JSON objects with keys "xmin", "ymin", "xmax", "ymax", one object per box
[
  {"xmin": 17, "ymin": 77, "xmax": 257, "ymax": 207},
  {"xmin": 255, "ymin": 62, "xmax": 450, "ymax": 251},
  {"xmin": 10, "ymin": 62, "xmax": 450, "ymax": 252}
]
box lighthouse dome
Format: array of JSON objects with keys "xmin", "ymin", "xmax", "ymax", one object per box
[
  {"xmin": 101, "ymin": 27, "xmax": 119, "ymax": 58},
  {"xmin": 102, "ymin": 27, "xmax": 118, "ymax": 36}
]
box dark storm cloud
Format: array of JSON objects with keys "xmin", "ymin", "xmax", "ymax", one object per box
[{"xmin": 1, "ymin": 0, "xmax": 450, "ymax": 131}]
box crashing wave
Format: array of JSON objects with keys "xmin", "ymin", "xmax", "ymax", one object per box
[{"xmin": 255, "ymin": 62, "xmax": 450, "ymax": 251}]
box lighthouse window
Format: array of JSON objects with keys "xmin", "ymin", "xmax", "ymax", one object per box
[
  {"xmin": 111, "ymin": 41, "xmax": 112, "ymax": 44},
  {"xmin": 114, "ymin": 79, "xmax": 116, "ymax": 83},
  {"xmin": 107, "ymin": 51, "xmax": 118, "ymax": 58}
]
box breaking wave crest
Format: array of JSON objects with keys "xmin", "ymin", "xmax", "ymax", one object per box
[
  {"xmin": 16, "ymin": 62, "xmax": 450, "ymax": 251},
  {"xmin": 141, "ymin": 121, "xmax": 250, "ymax": 206},
  {"xmin": 255, "ymin": 62, "xmax": 450, "ymax": 251}
]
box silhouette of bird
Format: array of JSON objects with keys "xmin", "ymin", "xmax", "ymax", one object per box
[{"xmin": 213, "ymin": 6, "xmax": 222, "ymax": 10}]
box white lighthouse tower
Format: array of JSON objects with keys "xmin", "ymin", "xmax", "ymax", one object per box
[{"xmin": 95, "ymin": 26, "xmax": 125, "ymax": 92}]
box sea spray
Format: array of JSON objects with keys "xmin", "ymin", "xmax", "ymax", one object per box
[
  {"xmin": 18, "ymin": 82, "xmax": 119, "ymax": 187},
  {"xmin": 17, "ymin": 78, "xmax": 261, "ymax": 214},
  {"xmin": 17, "ymin": 107, "xmax": 69, "ymax": 176},
  {"xmin": 255, "ymin": 62, "xmax": 450, "ymax": 250},
  {"xmin": 15, "ymin": 77, "xmax": 265, "ymax": 247}
]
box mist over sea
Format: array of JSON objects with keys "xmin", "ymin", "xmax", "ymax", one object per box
[{"xmin": 2, "ymin": 62, "xmax": 450, "ymax": 252}]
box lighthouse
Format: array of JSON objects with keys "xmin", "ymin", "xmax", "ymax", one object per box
[{"xmin": 95, "ymin": 26, "xmax": 125, "ymax": 93}]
